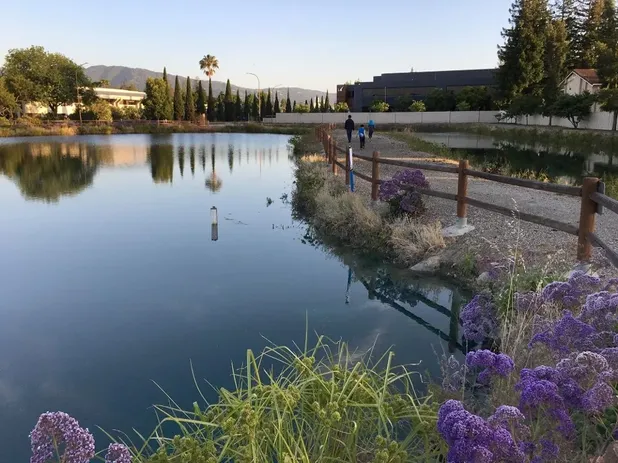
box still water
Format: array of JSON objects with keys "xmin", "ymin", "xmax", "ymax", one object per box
[
  {"xmin": 415, "ymin": 132, "xmax": 618, "ymax": 198},
  {"xmin": 0, "ymin": 133, "xmax": 465, "ymax": 461}
]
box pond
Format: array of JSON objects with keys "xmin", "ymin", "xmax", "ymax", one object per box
[
  {"xmin": 414, "ymin": 132, "xmax": 618, "ymax": 198},
  {"xmin": 0, "ymin": 133, "xmax": 466, "ymax": 461}
]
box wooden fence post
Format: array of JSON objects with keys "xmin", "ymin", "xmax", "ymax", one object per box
[
  {"xmin": 457, "ymin": 160, "xmax": 469, "ymax": 227},
  {"xmin": 332, "ymin": 142, "xmax": 337, "ymax": 175},
  {"xmin": 345, "ymin": 146, "xmax": 350, "ymax": 186},
  {"xmin": 329, "ymin": 138, "xmax": 334, "ymax": 164},
  {"xmin": 326, "ymin": 134, "xmax": 331, "ymax": 161},
  {"xmin": 371, "ymin": 151, "xmax": 380, "ymax": 201},
  {"xmin": 577, "ymin": 177, "xmax": 599, "ymax": 261}
]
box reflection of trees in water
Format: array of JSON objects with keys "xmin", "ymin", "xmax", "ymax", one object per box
[
  {"xmin": 189, "ymin": 147, "xmax": 196, "ymax": 177},
  {"xmin": 148, "ymin": 144, "xmax": 174, "ymax": 184},
  {"xmin": 0, "ymin": 142, "xmax": 111, "ymax": 202},
  {"xmin": 178, "ymin": 146, "xmax": 185, "ymax": 178},
  {"xmin": 299, "ymin": 227, "xmax": 468, "ymax": 354},
  {"xmin": 206, "ymin": 145, "xmax": 222, "ymax": 193},
  {"xmin": 228, "ymin": 145, "xmax": 234, "ymax": 173}
]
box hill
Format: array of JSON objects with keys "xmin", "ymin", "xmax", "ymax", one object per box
[{"xmin": 85, "ymin": 65, "xmax": 326, "ymax": 105}]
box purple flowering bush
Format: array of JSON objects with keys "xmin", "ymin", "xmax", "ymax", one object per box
[
  {"xmin": 29, "ymin": 411, "xmax": 131, "ymax": 463},
  {"xmin": 378, "ymin": 169, "xmax": 429, "ymax": 217},
  {"xmin": 438, "ymin": 272, "xmax": 618, "ymax": 461}
]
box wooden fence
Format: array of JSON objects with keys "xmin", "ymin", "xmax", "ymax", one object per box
[{"xmin": 315, "ymin": 125, "xmax": 618, "ymax": 267}]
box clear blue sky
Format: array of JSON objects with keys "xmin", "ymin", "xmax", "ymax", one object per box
[{"xmin": 1, "ymin": 0, "xmax": 512, "ymax": 93}]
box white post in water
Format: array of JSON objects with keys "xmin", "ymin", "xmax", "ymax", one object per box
[{"xmin": 211, "ymin": 206, "xmax": 219, "ymax": 241}]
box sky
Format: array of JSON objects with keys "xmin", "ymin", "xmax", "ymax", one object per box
[{"xmin": 1, "ymin": 0, "xmax": 513, "ymax": 93}]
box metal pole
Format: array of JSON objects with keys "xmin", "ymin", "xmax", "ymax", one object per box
[{"xmin": 76, "ymin": 62, "xmax": 88, "ymax": 124}]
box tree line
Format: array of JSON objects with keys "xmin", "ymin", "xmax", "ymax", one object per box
[{"xmin": 498, "ymin": 0, "xmax": 618, "ymax": 129}]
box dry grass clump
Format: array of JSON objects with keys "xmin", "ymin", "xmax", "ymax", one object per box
[{"xmin": 389, "ymin": 218, "xmax": 445, "ymax": 266}]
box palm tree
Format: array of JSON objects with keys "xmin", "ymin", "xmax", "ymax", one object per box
[{"xmin": 199, "ymin": 54, "xmax": 219, "ymax": 81}]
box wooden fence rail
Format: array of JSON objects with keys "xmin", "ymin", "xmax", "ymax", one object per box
[{"xmin": 314, "ymin": 125, "xmax": 618, "ymax": 267}]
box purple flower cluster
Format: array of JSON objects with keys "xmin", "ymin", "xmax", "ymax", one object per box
[
  {"xmin": 466, "ymin": 350, "xmax": 515, "ymax": 385},
  {"xmin": 378, "ymin": 180, "xmax": 400, "ymax": 201},
  {"xmin": 461, "ymin": 293, "xmax": 499, "ymax": 343},
  {"xmin": 378, "ymin": 169, "xmax": 429, "ymax": 216},
  {"xmin": 391, "ymin": 169, "xmax": 430, "ymax": 190},
  {"xmin": 438, "ymin": 400, "xmax": 525, "ymax": 462},
  {"xmin": 105, "ymin": 443, "xmax": 132, "ymax": 463},
  {"xmin": 30, "ymin": 412, "xmax": 95, "ymax": 463}
]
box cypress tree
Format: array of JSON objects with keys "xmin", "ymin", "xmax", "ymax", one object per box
[
  {"xmin": 293, "ymin": 100, "xmax": 297, "ymax": 112},
  {"xmin": 305, "ymin": 99, "xmax": 308, "ymax": 106},
  {"xmin": 162, "ymin": 67, "xmax": 168, "ymax": 86},
  {"xmin": 252, "ymin": 93, "xmax": 260, "ymax": 120},
  {"xmin": 224, "ymin": 80, "xmax": 233, "ymax": 121},
  {"xmin": 196, "ymin": 80, "xmax": 206, "ymax": 115},
  {"xmin": 217, "ymin": 92, "xmax": 225, "ymax": 121},
  {"xmin": 185, "ymin": 77, "xmax": 195, "ymax": 121},
  {"xmin": 260, "ymin": 92, "xmax": 267, "ymax": 119},
  {"xmin": 316, "ymin": 95, "xmax": 320, "ymax": 112},
  {"xmin": 551, "ymin": 0, "xmax": 581, "ymax": 68},
  {"xmin": 579, "ymin": 0, "xmax": 605, "ymax": 69},
  {"xmin": 274, "ymin": 91, "xmax": 280, "ymax": 114},
  {"xmin": 543, "ymin": 19, "xmax": 569, "ymax": 118},
  {"xmin": 265, "ymin": 89, "xmax": 273, "ymax": 116},
  {"xmin": 324, "ymin": 90, "xmax": 330, "ymax": 112},
  {"xmin": 244, "ymin": 90, "xmax": 250, "ymax": 120},
  {"xmin": 597, "ymin": 0, "xmax": 618, "ymax": 88},
  {"xmin": 235, "ymin": 89, "xmax": 242, "ymax": 121},
  {"xmin": 173, "ymin": 76, "xmax": 184, "ymax": 120},
  {"xmin": 310, "ymin": 98, "xmax": 314, "ymax": 112},
  {"xmin": 285, "ymin": 89, "xmax": 292, "ymax": 113},
  {"xmin": 497, "ymin": 0, "xmax": 550, "ymax": 102},
  {"xmin": 162, "ymin": 67, "xmax": 173, "ymax": 120},
  {"xmin": 207, "ymin": 79, "xmax": 214, "ymax": 121}
]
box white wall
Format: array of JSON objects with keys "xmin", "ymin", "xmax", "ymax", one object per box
[{"xmin": 271, "ymin": 110, "xmax": 617, "ymax": 131}]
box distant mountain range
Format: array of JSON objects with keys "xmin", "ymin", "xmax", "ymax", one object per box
[{"xmin": 85, "ymin": 65, "xmax": 326, "ymax": 104}]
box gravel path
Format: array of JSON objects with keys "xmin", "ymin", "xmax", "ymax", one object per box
[{"xmin": 329, "ymin": 129, "xmax": 618, "ymax": 272}]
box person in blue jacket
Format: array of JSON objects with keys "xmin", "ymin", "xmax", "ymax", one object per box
[
  {"xmin": 358, "ymin": 124, "xmax": 366, "ymax": 149},
  {"xmin": 368, "ymin": 119, "xmax": 375, "ymax": 139}
]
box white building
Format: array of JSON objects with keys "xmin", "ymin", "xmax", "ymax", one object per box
[
  {"xmin": 562, "ymin": 69, "xmax": 601, "ymax": 96},
  {"xmin": 23, "ymin": 87, "xmax": 146, "ymax": 116}
]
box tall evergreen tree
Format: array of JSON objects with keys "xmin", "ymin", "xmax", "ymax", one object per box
[
  {"xmin": 185, "ymin": 77, "xmax": 195, "ymax": 121},
  {"xmin": 196, "ymin": 80, "xmax": 206, "ymax": 115},
  {"xmin": 293, "ymin": 100, "xmax": 297, "ymax": 112},
  {"xmin": 597, "ymin": 0, "xmax": 618, "ymax": 87},
  {"xmin": 235, "ymin": 89, "xmax": 242, "ymax": 121},
  {"xmin": 244, "ymin": 90, "xmax": 250, "ymax": 120},
  {"xmin": 304, "ymin": 99, "xmax": 308, "ymax": 106},
  {"xmin": 224, "ymin": 79, "xmax": 234, "ymax": 121},
  {"xmin": 265, "ymin": 89, "xmax": 273, "ymax": 116},
  {"xmin": 285, "ymin": 89, "xmax": 292, "ymax": 113},
  {"xmin": 162, "ymin": 67, "xmax": 168, "ymax": 86},
  {"xmin": 162, "ymin": 67, "xmax": 172, "ymax": 120},
  {"xmin": 252, "ymin": 93, "xmax": 260, "ymax": 120},
  {"xmin": 543, "ymin": 19, "xmax": 570, "ymax": 117},
  {"xmin": 579, "ymin": 0, "xmax": 605, "ymax": 69},
  {"xmin": 173, "ymin": 76, "xmax": 184, "ymax": 120},
  {"xmin": 497, "ymin": 0, "xmax": 551, "ymax": 102},
  {"xmin": 260, "ymin": 92, "xmax": 266, "ymax": 120},
  {"xmin": 274, "ymin": 91, "xmax": 280, "ymax": 114},
  {"xmin": 551, "ymin": 0, "xmax": 581, "ymax": 68},
  {"xmin": 324, "ymin": 90, "xmax": 330, "ymax": 112},
  {"xmin": 310, "ymin": 98, "xmax": 314, "ymax": 112},
  {"xmin": 207, "ymin": 79, "xmax": 214, "ymax": 121},
  {"xmin": 217, "ymin": 92, "xmax": 225, "ymax": 121}
]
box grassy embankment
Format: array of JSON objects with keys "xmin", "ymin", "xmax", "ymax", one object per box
[{"xmin": 0, "ymin": 120, "xmax": 307, "ymax": 138}]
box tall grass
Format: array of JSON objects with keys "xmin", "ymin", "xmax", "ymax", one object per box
[{"xmin": 125, "ymin": 337, "xmax": 444, "ymax": 462}]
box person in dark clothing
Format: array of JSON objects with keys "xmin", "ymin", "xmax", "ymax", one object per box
[{"xmin": 344, "ymin": 115, "xmax": 354, "ymax": 143}]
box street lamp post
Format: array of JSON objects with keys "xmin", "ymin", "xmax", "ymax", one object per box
[
  {"xmin": 246, "ymin": 72, "xmax": 260, "ymax": 121},
  {"xmin": 76, "ymin": 62, "xmax": 88, "ymax": 124}
]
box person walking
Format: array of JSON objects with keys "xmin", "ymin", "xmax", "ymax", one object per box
[
  {"xmin": 344, "ymin": 114, "xmax": 355, "ymax": 143},
  {"xmin": 358, "ymin": 124, "xmax": 366, "ymax": 149},
  {"xmin": 368, "ymin": 118, "xmax": 375, "ymax": 139}
]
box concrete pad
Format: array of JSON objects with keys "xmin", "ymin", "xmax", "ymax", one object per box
[{"xmin": 442, "ymin": 224, "xmax": 475, "ymax": 237}]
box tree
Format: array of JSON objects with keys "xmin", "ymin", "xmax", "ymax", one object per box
[
  {"xmin": 3, "ymin": 46, "xmax": 91, "ymax": 116},
  {"xmin": 598, "ymin": 88, "xmax": 618, "ymax": 130},
  {"xmin": 173, "ymin": 76, "xmax": 184, "ymax": 120},
  {"xmin": 235, "ymin": 89, "xmax": 242, "ymax": 121},
  {"xmin": 184, "ymin": 77, "xmax": 195, "ymax": 121},
  {"xmin": 224, "ymin": 79, "xmax": 233, "ymax": 121},
  {"xmin": 315, "ymin": 95, "xmax": 321, "ymax": 112},
  {"xmin": 244, "ymin": 91, "xmax": 250, "ymax": 120},
  {"xmin": 370, "ymin": 101, "xmax": 389, "ymax": 112},
  {"xmin": 294, "ymin": 103, "xmax": 310, "ymax": 113},
  {"xmin": 497, "ymin": 0, "xmax": 551, "ymax": 103},
  {"xmin": 264, "ymin": 89, "xmax": 273, "ymax": 117},
  {"xmin": 143, "ymin": 77, "xmax": 173, "ymax": 120},
  {"xmin": 0, "ymin": 78, "xmax": 18, "ymax": 118},
  {"xmin": 196, "ymin": 80, "xmax": 206, "ymax": 115},
  {"xmin": 324, "ymin": 91, "xmax": 330, "ymax": 112},
  {"xmin": 309, "ymin": 98, "xmax": 314, "ymax": 112},
  {"xmin": 252, "ymin": 93, "xmax": 260, "ymax": 120},
  {"xmin": 162, "ymin": 67, "xmax": 168, "ymax": 86},
  {"xmin": 425, "ymin": 88, "xmax": 456, "ymax": 111},
  {"xmin": 409, "ymin": 101, "xmax": 426, "ymax": 112},
  {"xmin": 94, "ymin": 79, "xmax": 110, "ymax": 88},
  {"xmin": 199, "ymin": 54, "xmax": 219, "ymax": 121},
  {"xmin": 293, "ymin": 100, "xmax": 297, "ymax": 111},
  {"xmin": 508, "ymin": 94, "xmax": 543, "ymax": 124},
  {"xmin": 260, "ymin": 92, "xmax": 267, "ymax": 119},
  {"xmin": 274, "ymin": 91, "xmax": 280, "ymax": 114},
  {"xmin": 456, "ymin": 86, "xmax": 494, "ymax": 110},
  {"xmin": 543, "ymin": 19, "xmax": 569, "ymax": 112},
  {"xmin": 596, "ymin": 0, "xmax": 618, "ymax": 88},
  {"xmin": 216, "ymin": 92, "xmax": 225, "ymax": 121},
  {"xmin": 162, "ymin": 66, "xmax": 172, "ymax": 116},
  {"xmin": 579, "ymin": 0, "xmax": 605, "ymax": 69},
  {"xmin": 88, "ymin": 100, "xmax": 112, "ymax": 121},
  {"xmin": 551, "ymin": 0, "xmax": 581, "ymax": 68},
  {"xmin": 550, "ymin": 92, "xmax": 595, "ymax": 127},
  {"xmin": 334, "ymin": 102, "xmax": 349, "ymax": 112},
  {"xmin": 120, "ymin": 81, "xmax": 138, "ymax": 91},
  {"xmin": 285, "ymin": 89, "xmax": 292, "ymax": 113}
]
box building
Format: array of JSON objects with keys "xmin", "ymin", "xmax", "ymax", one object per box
[
  {"xmin": 562, "ymin": 69, "xmax": 601, "ymax": 96},
  {"xmin": 337, "ymin": 68, "xmax": 497, "ymax": 112},
  {"xmin": 23, "ymin": 87, "xmax": 146, "ymax": 115}
]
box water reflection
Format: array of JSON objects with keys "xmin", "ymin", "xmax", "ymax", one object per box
[
  {"xmin": 205, "ymin": 146, "xmax": 222, "ymax": 193},
  {"xmin": 0, "ymin": 142, "xmax": 112, "ymax": 202},
  {"xmin": 148, "ymin": 144, "xmax": 174, "ymax": 184},
  {"xmin": 415, "ymin": 132, "xmax": 618, "ymax": 198}
]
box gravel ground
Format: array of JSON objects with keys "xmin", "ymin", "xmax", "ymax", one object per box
[{"xmin": 329, "ymin": 129, "xmax": 618, "ymax": 273}]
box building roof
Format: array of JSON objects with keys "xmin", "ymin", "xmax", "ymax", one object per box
[
  {"xmin": 93, "ymin": 87, "xmax": 146, "ymax": 98},
  {"xmin": 572, "ymin": 69, "xmax": 601, "ymax": 85}
]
